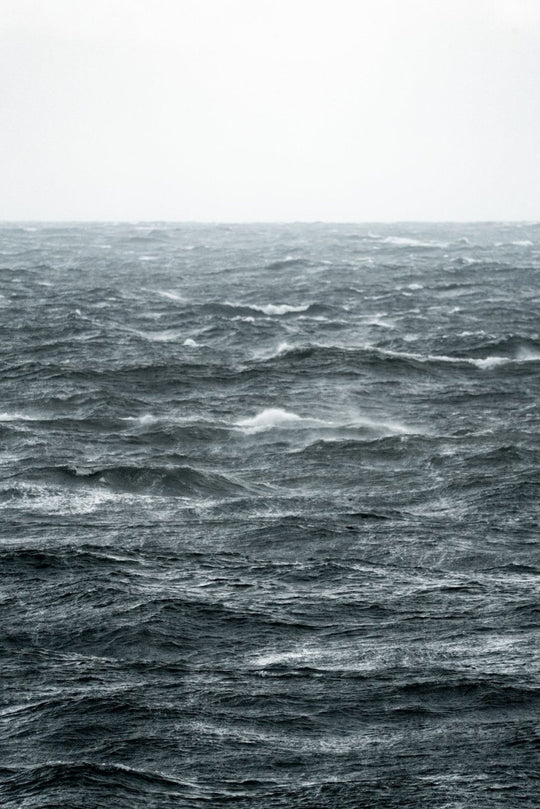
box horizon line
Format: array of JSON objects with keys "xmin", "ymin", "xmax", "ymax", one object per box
[{"xmin": 1, "ymin": 219, "xmax": 539, "ymax": 226}]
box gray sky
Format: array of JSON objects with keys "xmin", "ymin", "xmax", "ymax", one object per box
[{"xmin": 1, "ymin": 0, "xmax": 539, "ymax": 221}]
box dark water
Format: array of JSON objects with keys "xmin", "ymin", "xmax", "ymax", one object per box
[{"xmin": 1, "ymin": 223, "xmax": 539, "ymax": 808}]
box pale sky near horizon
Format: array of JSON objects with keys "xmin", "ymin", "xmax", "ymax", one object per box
[{"xmin": 1, "ymin": 0, "xmax": 539, "ymax": 221}]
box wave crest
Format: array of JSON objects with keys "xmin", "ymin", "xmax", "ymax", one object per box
[
  {"xmin": 225, "ymin": 301, "xmax": 310, "ymax": 316},
  {"xmin": 31, "ymin": 464, "xmax": 247, "ymax": 498}
]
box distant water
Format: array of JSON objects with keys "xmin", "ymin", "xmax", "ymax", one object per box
[{"xmin": 1, "ymin": 223, "xmax": 539, "ymax": 808}]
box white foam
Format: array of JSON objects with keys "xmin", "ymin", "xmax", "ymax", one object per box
[
  {"xmin": 236, "ymin": 407, "xmax": 412, "ymax": 436},
  {"xmin": 381, "ymin": 236, "xmax": 447, "ymax": 248},
  {"xmin": 250, "ymin": 303, "xmax": 310, "ymax": 316},
  {"xmin": 471, "ymin": 356, "xmax": 508, "ymax": 369},
  {"xmin": 183, "ymin": 338, "xmax": 198, "ymax": 347},
  {"xmin": 365, "ymin": 315, "xmax": 394, "ymax": 329},
  {"xmin": 349, "ymin": 415, "xmax": 409, "ymax": 435},
  {"xmin": 0, "ymin": 485, "xmax": 116, "ymax": 516},
  {"xmin": 378, "ymin": 346, "xmax": 511, "ymax": 370},
  {"xmin": 516, "ymin": 347, "xmax": 540, "ymax": 362},
  {"xmin": 154, "ymin": 289, "xmax": 187, "ymax": 302},
  {"xmin": 297, "ymin": 315, "xmax": 334, "ymax": 322},
  {"xmin": 226, "ymin": 301, "xmax": 310, "ymax": 316},
  {"xmin": 120, "ymin": 414, "xmax": 158, "ymax": 425},
  {"xmin": 235, "ymin": 408, "xmax": 332, "ymax": 433},
  {"xmin": 275, "ymin": 341, "xmax": 292, "ymax": 355},
  {"xmin": 137, "ymin": 329, "xmax": 184, "ymax": 342},
  {"xmin": 0, "ymin": 411, "xmax": 39, "ymax": 422},
  {"xmin": 138, "ymin": 255, "xmax": 157, "ymax": 261}
]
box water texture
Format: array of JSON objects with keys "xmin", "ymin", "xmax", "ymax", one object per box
[{"xmin": 1, "ymin": 223, "xmax": 539, "ymax": 808}]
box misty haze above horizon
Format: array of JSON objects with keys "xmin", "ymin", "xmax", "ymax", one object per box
[{"xmin": 2, "ymin": 0, "xmax": 540, "ymax": 222}]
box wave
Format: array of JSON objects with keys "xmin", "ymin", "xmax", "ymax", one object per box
[
  {"xmin": 292, "ymin": 432, "xmax": 428, "ymax": 459},
  {"xmin": 131, "ymin": 328, "xmax": 187, "ymax": 343},
  {"xmin": 27, "ymin": 464, "xmax": 248, "ymax": 498},
  {"xmin": 249, "ymin": 342, "xmax": 477, "ymax": 371},
  {"xmin": 1, "ymin": 761, "xmax": 197, "ymax": 802},
  {"xmin": 0, "ymin": 411, "xmax": 39, "ymax": 422},
  {"xmin": 235, "ymin": 407, "xmax": 412, "ymax": 436},
  {"xmin": 224, "ymin": 301, "xmax": 311, "ymax": 316},
  {"xmin": 265, "ymin": 256, "xmax": 309, "ymax": 270},
  {"xmin": 380, "ymin": 236, "xmax": 448, "ymax": 249},
  {"xmin": 152, "ymin": 289, "xmax": 187, "ymax": 302},
  {"xmin": 235, "ymin": 408, "xmax": 324, "ymax": 432},
  {"xmin": 259, "ymin": 341, "xmax": 294, "ymax": 360},
  {"xmin": 264, "ymin": 342, "xmax": 540, "ymax": 371}
]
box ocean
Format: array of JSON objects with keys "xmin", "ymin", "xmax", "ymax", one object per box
[{"xmin": 1, "ymin": 222, "xmax": 539, "ymax": 808}]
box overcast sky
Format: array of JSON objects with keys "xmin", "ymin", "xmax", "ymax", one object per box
[{"xmin": 1, "ymin": 0, "xmax": 539, "ymax": 221}]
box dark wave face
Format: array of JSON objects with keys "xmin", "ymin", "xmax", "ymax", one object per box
[{"xmin": 1, "ymin": 222, "xmax": 539, "ymax": 808}]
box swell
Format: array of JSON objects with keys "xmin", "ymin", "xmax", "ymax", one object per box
[
  {"xmin": 20, "ymin": 464, "xmax": 248, "ymax": 498},
  {"xmin": 249, "ymin": 341, "xmax": 540, "ymax": 375},
  {"xmin": 1, "ymin": 761, "xmax": 197, "ymax": 804},
  {"xmin": 200, "ymin": 301, "xmax": 333, "ymax": 318}
]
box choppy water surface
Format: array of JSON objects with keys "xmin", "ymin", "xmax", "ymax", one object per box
[{"xmin": 1, "ymin": 223, "xmax": 539, "ymax": 808}]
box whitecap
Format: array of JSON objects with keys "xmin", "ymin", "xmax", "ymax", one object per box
[
  {"xmin": 516, "ymin": 347, "xmax": 540, "ymax": 362},
  {"xmin": 235, "ymin": 408, "xmax": 325, "ymax": 432},
  {"xmin": 139, "ymin": 329, "xmax": 183, "ymax": 342},
  {"xmin": 0, "ymin": 484, "xmax": 116, "ymax": 516},
  {"xmin": 469, "ymin": 356, "xmax": 508, "ymax": 369},
  {"xmin": 365, "ymin": 314, "xmax": 394, "ymax": 329},
  {"xmin": 297, "ymin": 315, "xmax": 326, "ymax": 321},
  {"xmin": 226, "ymin": 301, "xmax": 310, "ymax": 316},
  {"xmin": 376, "ymin": 347, "xmax": 511, "ymax": 370},
  {"xmin": 275, "ymin": 341, "xmax": 292, "ymax": 355},
  {"xmin": 381, "ymin": 236, "xmax": 447, "ymax": 248},
  {"xmin": 236, "ymin": 407, "xmax": 412, "ymax": 436},
  {"xmin": 260, "ymin": 342, "xmax": 294, "ymax": 360},
  {"xmin": 120, "ymin": 414, "xmax": 158, "ymax": 425},
  {"xmin": 184, "ymin": 338, "xmax": 198, "ymax": 347},
  {"xmin": 249, "ymin": 303, "xmax": 309, "ymax": 316},
  {"xmin": 0, "ymin": 411, "xmax": 40, "ymax": 422},
  {"xmin": 347, "ymin": 415, "xmax": 409, "ymax": 435},
  {"xmin": 231, "ymin": 315, "xmax": 255, "ymax": 323},
  {"xmin": 153, "ymin": 289, "xmax": 187, "ymax": 302}
]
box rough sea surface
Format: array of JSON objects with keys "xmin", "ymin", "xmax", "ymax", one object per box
[{"xmin": 1, "ymin": 223, "xmax": 539, "ymax": 808}]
